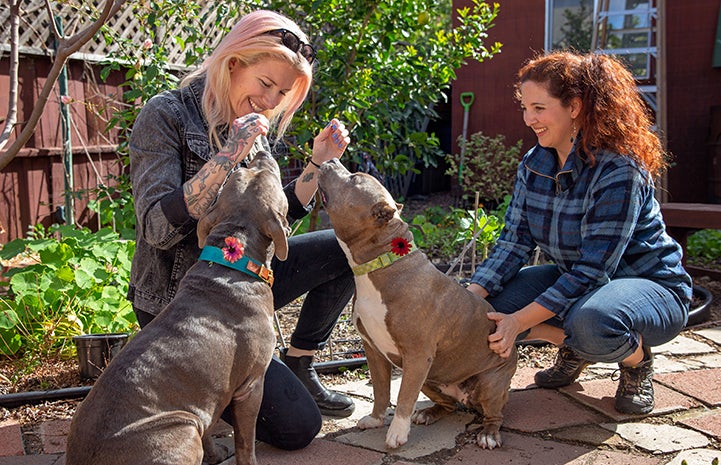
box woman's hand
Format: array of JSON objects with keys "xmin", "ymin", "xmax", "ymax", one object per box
[
  {"xmin": 310, "ymin": 118, "xmax": 350, "ymax": 165},
  {"xmin": 487, "ymin": 312, "xmax": 522, "ymax": 358},
  {"xmin": 183, "ymin": 114, "xmax": 268, "ymax": 219},
  {"xmin": 218, "ymin": 113, "xmax": 269, "ymax": 166}
]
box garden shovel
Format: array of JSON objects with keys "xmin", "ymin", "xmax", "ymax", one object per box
[{"xmin": 456, "ymin": 92, "xmax": 475, "ymax": 201}]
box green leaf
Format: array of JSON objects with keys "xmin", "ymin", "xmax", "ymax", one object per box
[{"xmin": 0, "ymin": 306, "xmax": 19, "ymax": 329}]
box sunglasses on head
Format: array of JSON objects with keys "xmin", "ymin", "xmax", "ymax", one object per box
[{"xmin": 263, "ymin": 28, "xmax": 316, "ymax": 64}]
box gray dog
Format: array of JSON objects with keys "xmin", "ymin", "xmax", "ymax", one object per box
[
  {"xmin": 65, "ymin": 151, "xmax": 289, "ymax": 465},
  {"xmin": 317, "ymin": 159, "xmax": 516, "ymax": 450}
]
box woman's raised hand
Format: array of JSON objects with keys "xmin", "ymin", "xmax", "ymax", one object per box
[{"xmin": 310, "ymin": 118, "xmax": 350, "ymax": 165}]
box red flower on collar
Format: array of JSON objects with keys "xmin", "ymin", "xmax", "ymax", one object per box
[
  {"xmin": 222, "ymin": 236, "xmax": 244, "ymax": 263},
  {"xmin": 390, "ymin": 237, "xmax": 412, "ymax": 256}
]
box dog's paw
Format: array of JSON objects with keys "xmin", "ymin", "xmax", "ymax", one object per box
[
  {"xmin": 357, "ymin": 415, "xmax": 385, "ymax": 430},
  {"xmin": 385, "ymin": 417, "xmax": 410, "ymax": 449},
  {"xmin": 476, "ymin": 429, "xmax": 502, "ymax": 450},
  {"xmin": 411, "ymin": 404, "xmax": 448, "ymax": 425}
]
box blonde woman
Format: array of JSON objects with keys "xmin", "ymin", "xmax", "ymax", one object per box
[{"xmin": 128, "ymin": 10, "xmax": 355, "ymax": 450}]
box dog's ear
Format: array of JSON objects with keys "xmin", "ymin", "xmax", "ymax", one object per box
[
  {"xmin": 396, "ymin": 202, "xmax": 404, "ymax": 213},
  {"xmin": 264, "ymin": 213, "xmax": 290, "ymax": 261},
  {"xmin": 197, "ymin": 205, "xmax": 221, "ymax": 248},
  {"xmin": 371, "ymin": 201, "xmax": 396, "ymax": 225}
]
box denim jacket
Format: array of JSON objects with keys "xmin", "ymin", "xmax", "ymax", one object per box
[
  {"xmin": 470, "ymin": 143, "xmax": 692, "ymax": 319},
  {"xmin": 127, "ymin": 77, "xmax": 312, "ymax": 315}
]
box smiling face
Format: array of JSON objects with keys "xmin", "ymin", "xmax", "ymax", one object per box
[
  {"xmin": 519, "ymin": 80, "xmax": 580, "ymax": 165},
  {"xmin": 227, "ymin": 59, "xmax": 300, "ymax": 118}
]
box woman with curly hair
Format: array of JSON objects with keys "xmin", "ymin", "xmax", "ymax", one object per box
[{"xmin": 466, "ymin": 51, "xmax": 692, "ymax": 414}]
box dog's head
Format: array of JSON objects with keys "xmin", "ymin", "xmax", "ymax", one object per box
[
  {"xmin": 317, "ymin": 159, "xmax": 406, "ymax": 258},
  {"xmin": 197, "ymin": 151, "xmax": 290, "ymax": 261}
]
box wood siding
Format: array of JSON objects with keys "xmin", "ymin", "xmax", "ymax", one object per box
[
  {"xmin": 452, "ymin": 0, "xmax": 721, "ymax": 204},
  {"xmin": 0, "ymin": 55, "xmax": 126, "ymax": 242}
]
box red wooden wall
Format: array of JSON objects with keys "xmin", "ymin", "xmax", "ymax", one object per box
[
  {"xmin": 0, "ymin": 55, "xmax": 126, "ymax": 242},
  {"xmin": 452, "ymin": 0, "xmax": 721, "ymax": 204}
]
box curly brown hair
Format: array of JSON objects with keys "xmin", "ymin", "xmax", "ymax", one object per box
[{"xmin": 515, "ymin": 50, "xmax": 667, "ymax": 177}]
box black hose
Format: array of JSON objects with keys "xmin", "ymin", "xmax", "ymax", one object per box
[{"xmin": 0, "ymin": 386, "xmax": 92, "ymax": 409}]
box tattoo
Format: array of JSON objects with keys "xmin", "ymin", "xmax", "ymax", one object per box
[{"xmin": 301, "ymin": 172, "xmax": 315, "ymax": 183}]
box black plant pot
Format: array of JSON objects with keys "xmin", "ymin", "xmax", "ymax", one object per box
[
  {"xmin": 73, "ymin": 333, "xmax": 130, "ymax": 379},
  {"xmin": 687, "ymin": 285, "xmax": 713, "ymax": 327}
]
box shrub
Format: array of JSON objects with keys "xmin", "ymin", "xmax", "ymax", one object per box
[{"xmin": 446, "ymin": 132, "xmax": 523, "ymax": 207}]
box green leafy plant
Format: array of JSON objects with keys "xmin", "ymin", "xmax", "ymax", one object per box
[
  {"xmin": 0, "ymin": 225, "xmax": 137, "ymax": 359},
  {"xmin": 446, "ymin": 132, "xmax": 523, "ymax": 207},
  {"xmin": 407, "ymin": 200, "xmax": 506, "ymax": 264},
  {"xmin": 687, "ymin": 229, "xmax": 721, "ymax": 262}
]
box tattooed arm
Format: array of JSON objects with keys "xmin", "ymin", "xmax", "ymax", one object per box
[
  {"xmin": 183, "ymin": 114, "xmax": 269, "ymax": 219},
  {"xmin": 294, "ymin": 118, "xmax": 351, "ymax": 205}
]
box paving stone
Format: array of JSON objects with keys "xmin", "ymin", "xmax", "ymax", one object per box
[
  {"xmin": 0, "ymin": 420, "xmax": 25, "ymax": 457},
  {"xmin": 38, "ymin": 420, "xmax": 70, "ymax": 454},
  {"xmin": 600, "ymin": 422, "xmax": 709, "ymax": 453},
  {"xmin": 335, "ymin": 410, "xmax": 473, "ymax": 460},
  {"xmin": 509, "ymin": 366, "xmax": 537, "ymax": 390},
  {"xmin": 655, "ymin": 335, "xmax": 715, "ymax": 355},
  {"xmin": 255, "ymin": 438, "xmax": 384, "ymax": 465},
  {"xmin": 441, "ymin": 431, "xmax": 662, "ymax": 465},
  {"xmin": 0, "ymin": 456, "xmax": 63, "ymax": 465},
  {"xmin": 337, "ymin": 376, "xmax": 429, "ymax": 405},
  {"xmin": 560, "ymin": 377, "xmax": 700, "ymax": 421},
  {"xmin": 653, "ymin": 353, "xmax": 695, "ymax": 373},
  {"xmin": 319, "ymin": 397, "xmax": 376, "ymax": 433},
  {"xmin": 502, "ymin": 388, "xmax": 603, "ymax": 433},
  {"xmin": 656, "ymin": 368, "xmax": 721, "ymax": 406},
  {"xmin": 678, "ymin": 410, "xmax": 721, "ymax": 440},
  {"xmin": 694, "ymin": 326, "xmax": 721, "ymax": 345},
  {"xmin": 687, "ymin": 352, "xmax": 721, "ymax": 369},
  {"xmin": 549, "ymin": 424, "xmax": 627, "ymax": 447},
  {"xmin": 665, "ymin": 448, "xmax": 721, "ymax": 465}
]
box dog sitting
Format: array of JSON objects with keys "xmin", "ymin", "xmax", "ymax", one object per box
[
  {"xmin": 65, "ymin": 150, "xmax": 289, "ymax": 465},
  {"xmin": 317, "ymin": 159, "xmax": 516, "ymax": 450}
]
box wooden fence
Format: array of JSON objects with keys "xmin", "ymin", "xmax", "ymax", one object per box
[{"xmin": 0, "ymin": 0, "xmax": 238, "ymax": 243}]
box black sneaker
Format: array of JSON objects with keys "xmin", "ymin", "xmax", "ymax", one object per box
[
  {"xmin": 614, "ymin": 346, "xmax": 654, "ymax": 415},
  {"xmin": 534, "ymin": 345, "xmax": 591, "ymax": 388},
  {"xmin": 279, "ymin": 348, "xmax": 355, "ymax": 418}
]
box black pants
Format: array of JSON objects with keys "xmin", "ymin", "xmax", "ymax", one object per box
[{"xmin": 134, "ymin": 229, "xmax": 355, "ymax": 450}]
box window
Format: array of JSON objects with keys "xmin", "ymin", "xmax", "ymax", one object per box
[
  {"xmin": 545, "ymin": 0, "xmax": 594, "ymax": 52},
  {"xmin": 594, "ymin": 0, "xmax": 656, "ymax": 80}
]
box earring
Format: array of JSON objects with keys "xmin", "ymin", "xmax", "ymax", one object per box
[{"xmin": 570, "ymin": 121, "xmax": 577, "ymax": 144}]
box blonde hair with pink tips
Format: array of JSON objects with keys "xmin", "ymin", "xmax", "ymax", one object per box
[{"xmin": 181, "ymin": 10, "xmax": 313, "ymax": 149}]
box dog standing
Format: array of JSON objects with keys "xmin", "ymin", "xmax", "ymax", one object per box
[
  {"xmin": 317, "ymin": 159, "xmax": 516, "ymax": 450},
  {"xmin": 66, "ymin": 151, "xmax": 289, "ymax": 465}
]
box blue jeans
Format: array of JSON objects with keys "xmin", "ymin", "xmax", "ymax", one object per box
[
  {"xmin": 134, "ymin": 228, "xmax": 354, "ymax": 450},
  {"xmin": 486, "ymin": 265, "xmax": 688, "ymax": 363}
]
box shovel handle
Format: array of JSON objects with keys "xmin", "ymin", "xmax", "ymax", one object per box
[{"xmin": 460, "ymin": 92, "xmax": 475, "ymax": 111}]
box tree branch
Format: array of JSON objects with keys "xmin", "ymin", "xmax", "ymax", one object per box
[
  {"xmin": 0, "ymin": 0, "xmax": 126, "ymax": 171},
  {"xmin": 0, "ymin": 0, "xmax": 21, "ymax": 152}
]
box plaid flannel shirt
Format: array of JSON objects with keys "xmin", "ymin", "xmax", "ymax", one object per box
[{"xmin": 470, "ymin": 144, "xmax": 692, "ymax": 319}]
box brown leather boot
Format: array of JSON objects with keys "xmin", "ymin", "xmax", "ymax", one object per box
[
  {"xmin": 534, "ymin": 345, "xmax": 591, "ymax": 388},
  {"xmin": 614, "ymin": 346, "xmax": 654, "ymax": 415}
]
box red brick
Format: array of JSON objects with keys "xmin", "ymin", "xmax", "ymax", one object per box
[
  {"xmin": 656, "ymin": 368, "xmax": 721, "ymax": 407},
  {"xmin": 0, "ymin": 420, "xmax": 25, "ymax": 457},
  {"xmin": 679, "ymin": 410, "xmax": 721, "ymax": 440},
  {"xmin": 503, "ymin": 389, "xmax": 604, "ymax": 432},
  {"xmin": 38, "ymin": 420, "xmax": 70, "ymax": 455},
  {"xmin": 560, "ymin": 377, "xmax": 700, "ymax": 421}
]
